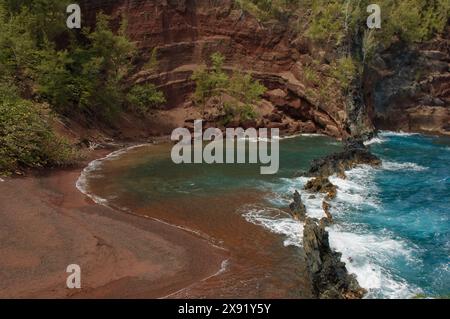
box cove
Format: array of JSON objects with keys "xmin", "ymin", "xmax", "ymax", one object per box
[{"xmin": 80, "ymin": 133, "xmax": 450, "ymax": 298}]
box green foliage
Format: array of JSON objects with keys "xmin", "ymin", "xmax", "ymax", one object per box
[
  {"xmin": 303, "ymin": 66, "xmax": 320, "ymax": 86},
  {"xmin": 191, "ymin": 53, "xmax": 266, "ymax": 122},
  {"xmin": 126, "ymin": 83, "xmax": 166, "ymax": 114},
  {"xmin": 0, "ymin": 1, "xmax": 165, "ymax": 121},
  {"xmin": 220, "ymin": 102, "xmax": 258, "ymax": 126},
  {"xmin": 239, "ymin": 104, "xmax": 258, "ymax": 122},
  {"xmin": 307, "ymin": 0, "xmax": 346, "ymax": 45},
  {"xmin": 191, "ymin": 53, "xmax": 229, "ymax": 104},
  {"xmin": 0, "ymin": 0, "xmax": 165, "ymax": 173},
  {"xmin": 306, "ymin": 0, "xmax": 449, "ymax": 48},
  {"xmin": 35, "ymin": 12, "xmax": 137, "ymax": 120},
  {"xmin": 228, "ymin": 71, "xmax": 267, "ymax": 104},
  {"xmin": 331, "ymin": 56, "xmax": 358, "ymax": 91},
  {"xmin": 236, "ymin": 0, "xmax": 303, "ymax": 21},
  {"xmin": 144, "ymin": 47, "xmax": 159, "ymax": 72},
  {"xmin": 362, "ymin": 29, "xmax": 377, "ymax": 63},
  {"xmin": 0, "ymin": 100, "xmax": 79, "ymax": 173}
]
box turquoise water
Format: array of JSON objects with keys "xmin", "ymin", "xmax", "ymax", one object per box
[
  {"xmin": 262, "ymin": 132, "xmax": 450, "ymax": 298},
  {"xmin": 83, "ymin": 132, "xmax": 450, "ymax": 299},
  {"xmin": 353, "ymin": 132, "xmax": 450, "ymax": 298}
]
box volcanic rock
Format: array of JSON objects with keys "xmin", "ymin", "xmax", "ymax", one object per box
[
  {"xmin": 289, "ymin": 190, "xmax": 307, "ymax": 221},
  {"xmin": 303, "ymin": 218, "xmax": 366, "ymax": 299},
  {"xmin": 308, "ymin": 138, "xmax": 381, "ymax": 178}
]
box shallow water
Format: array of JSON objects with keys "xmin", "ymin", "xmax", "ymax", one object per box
[{"xmin": 80, "ymin": 133, "xmax": 450, "ymax": 299}]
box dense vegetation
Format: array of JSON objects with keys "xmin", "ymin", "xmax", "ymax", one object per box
[
  {"xmin": 1, "ymin": 0, "xmax": 448, "ymax": 173},
  {"xmin": 237, "ymin": 0, "xmax": 449, "ymax": 86},
  {"xmin": 0, "ymin": 0, "xmax": 165, "ymax": 173},
  {"xmin": 192, "ymin": 52, "xmax": 266, "ymax": 124},
  {"xmin": 0, "ymin": 99, "xmax": 78, "ymax": 173}
]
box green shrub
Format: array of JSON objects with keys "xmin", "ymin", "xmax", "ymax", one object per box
[
  {"xmin": 331, "ymin": 56, "xmax": 358, "ymax": 91},
  {"xmin": 192, "ymin": 53, "xmax": 266, "ymax": 123},
  {"xmin": 0, "ymin": 100, "xmax": 78, "ymax": 173},
  {"xmin": 192, "ymin": 53, "xmax": 229, "ymax": 103},
  {"xmin": 235, "ymin": 0, "xmax": 301, "ymax": 21},
  {"xmin": 228, "ymin": 71, "xmax": 266, "ymax": 105},
  {"xmin": 306, "ymin": 0, "xmax": 346, "ymax": 45},
  {"xmin": 126, "ymin": 83, "xmax": 166, "ymax": 114},
  {"xmin": 303, "ymin": 66, "xmax": 320, "ymax": 85}
]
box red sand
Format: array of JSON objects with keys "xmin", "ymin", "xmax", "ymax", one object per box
[{"xmin": 0, "ymin": 151, "xmax": 226, "ymax": 298}]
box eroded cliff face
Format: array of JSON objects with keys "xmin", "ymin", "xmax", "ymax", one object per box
[
  {"xmin": 80, "ymin": 0, "xmax": 352, "ymax": 138},
  {"xmin": 79, "ymin": 0, "xmax": 448, "ymax": 138},
  {"xmin": 365, "ymin": 27, "xmax": 450, "ymax": 136}
]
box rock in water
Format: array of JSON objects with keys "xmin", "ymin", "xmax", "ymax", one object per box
[
  {"xmin": 303, "ymin": 218, "xmax": 366, "ymax": 299},
  {"xmin": 304, "ymin": 176, "xmax": 337, "ymax": 199},
  {"xmin": 289, "ymin": 190, "xmax": 307, "ymax": 221},
  {"xmin": 322, "ymin": 201, "xmax": 333, "ymax": 224},
  {"xmin": 308, "ymin": 137, "xmax": 381, "ymax": 178}
]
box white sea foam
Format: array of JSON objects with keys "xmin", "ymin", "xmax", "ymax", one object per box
[
  {"xmin": 243, "ymin": 133, "xmax": 326, "ymax": 143},
  {"xmin": 364, "ymin": 137, "xmax": 386, "ymax": 145},
  {"xmin": 75, "ymin": 144, "xmax": 149, "ymax": 205},
  {"xmin": 329, "ymin": 165, "xmax": 380, "ymax": 210},
  {"xmin": 246, "ymin": 160, "xmax": 425, "ymax": 298},
  {"xmin": 243, "ymin": 206, "xmax": 303, "ymax": 247},
  {"xmin": 328, "ymin": 226, "xmax": 421, "ymax": 299},
  {"xmin": 382, "ymin": 161, "xmax": 428, "ymax": 171},
  {"xmin": 379, "ymin": 131, "xmax": 419, "ymax": 137},
  {"xmin": 270, "ymin": 177, "xmax": 326, "ymax": 219}
]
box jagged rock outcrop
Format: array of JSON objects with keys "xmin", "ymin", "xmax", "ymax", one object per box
[
  {"xmin": 303, "ymin": 218, "xmax": 366, "ymax": 299},
  {"xmin": 308, "ymin": 138, "xmax": 381, "ymax": 178},
  {"xmin": 322, "ymin": 201, "xmax": 333, "ymax": 224},
  {"xmin": 304, "ymin": 176, "xmax": 337, "ymax": 200},
  {"xmin": 289, "ymin": 190, "xmax": 307, "ymax": 221}
]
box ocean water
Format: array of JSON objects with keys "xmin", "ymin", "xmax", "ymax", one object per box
[
  {"xmin": 256, "ymin": 131, "xmax": 450, "ymax": 298},
  {"xmin": 79, "ymin": 132, "xmax": 450, "ymax": 299}
]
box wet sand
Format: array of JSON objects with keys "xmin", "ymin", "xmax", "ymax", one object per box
[{"xmin": 0, "ymin": 150, "xmax": 226, "ymax": 298}]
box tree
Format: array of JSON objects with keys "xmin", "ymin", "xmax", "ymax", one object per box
[
  {"xmin": 191, "ymin": 52, "xmax": 266, "ymax": 122},
  {"xmin": 127, "ymin": 83, "xmax": 166, "ymax": 114}
]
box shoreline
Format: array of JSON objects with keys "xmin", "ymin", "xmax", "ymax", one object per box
[{"xmin": 0, "ymin": 147, "xmax": 227, "ymax": 298}]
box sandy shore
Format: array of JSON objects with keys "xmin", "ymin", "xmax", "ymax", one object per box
[{"xmin": 0, "ymin": 150, "xmax": 226, "ymax": 298}]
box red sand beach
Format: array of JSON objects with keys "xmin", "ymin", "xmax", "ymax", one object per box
[{"xmin": 0, "ymin": 150, "xmax": 226, "ymax": 298}]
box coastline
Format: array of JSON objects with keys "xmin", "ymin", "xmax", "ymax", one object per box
[{"xmin": 0, "ymin": 147, "xmax": 227, "ymax": 298}]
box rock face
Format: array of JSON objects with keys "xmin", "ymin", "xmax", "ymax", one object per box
[
  {"xmin": 79, "ymin": 0, "xmax": 351, "ymax": 137},
  {"xmin": 289, "ymin": 190, "xmax": 307, "ymax": 221},
  {"xmin": 78, "ymin": 1, "xmax": 448, "ymax": 137},
  {"xmin": 303, "ymin": 218, "xmax": 366, "ymax": 299},
  {"xmin": 366, "ymin": 27, "xmax": 450, "ymax": 136},
  {"xmin": 308, "ymin": 138, "xmax": 381, "ymax": 178}
]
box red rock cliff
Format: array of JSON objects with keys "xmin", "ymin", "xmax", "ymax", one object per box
[{"xmin": 80, "ymin": 0, "xmax": 351, "ymax": 138}]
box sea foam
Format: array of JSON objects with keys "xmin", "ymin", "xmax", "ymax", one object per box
[
  {"xmin": 242, "ymin": 206, "xmax": 303, "ymax": 248},
  {"xmin": 382, "ymin": 161, "xmax": 428, "ymax": 171},
  {"xmin": 328, "ymin": 225, "xmax": 420, "ymax": 298},
  {"xmin": 76, "ymin": 144, "xmax": 149, "ymax": 205}
]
